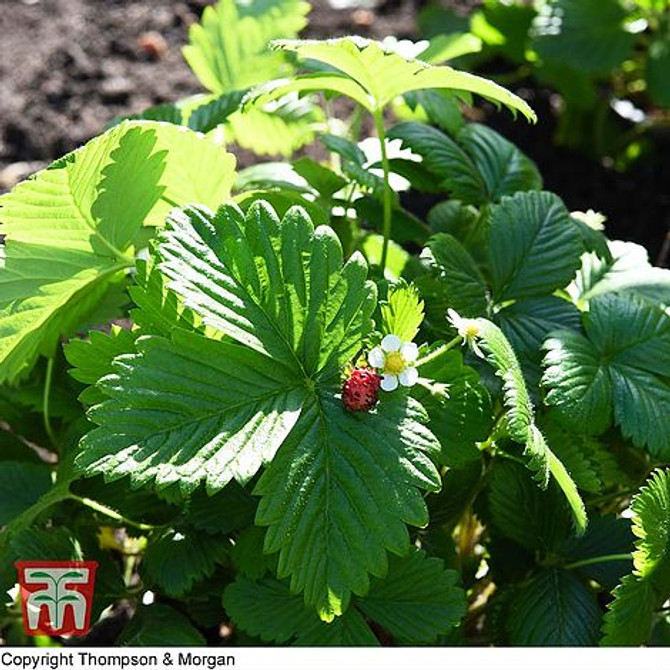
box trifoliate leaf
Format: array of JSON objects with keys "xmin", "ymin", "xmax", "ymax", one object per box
[
  {"xmin": 0, "ymin": 121, "xmax": 235, "ymax": 384},
  {"xmin": 543, "ymin": 294, "xmax": 670, "ymax": 456},
  {"xmin": 251, "ymin": 37, "xmax": 536, "ymax": 120},
  {"xmin": 487, "ymin": 191, "xmax": 582, "ymax": 302},
  {"xmin": 141, "ymin": 529, "xmax": 230, "ymax": 598},
  {"xmin": 603, "ymin": 469, "xmax": 670, "ymax": 645},
  {"xmin": 380, "ymin": 282, "xmax": 424, "ymax": 342},
  {"xmin": 77, "ymin": 200, "xmax": 441, "ymax": 621},
  {"xmin": 183, "ymin": 0, "xmax": 309, "ymax": 94},
  {"xmin": 507, "ymin": 568, "xmax": 602, "ymax": 645}
]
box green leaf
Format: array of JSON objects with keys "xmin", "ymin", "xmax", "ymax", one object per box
[
  {"xmin": 603, "ymin": 469, "xmax": 670, "ymax": 645},
  {"xmin": 65, "ymin": 326, "xmax": 137, "ymax": 406},
  {"xmin": 488, "ymin": 460, "xmax": 572, "ymax": 552},
  {"xmin": 417, "ymin": 233, "xmax": 488, "ymax": 322},
  {"xmin": 142, "ymin": 530, "xmax": 230, "ymax": 597},
  {"xmin": 183, "ymin": 0, "xmax": 309, "ymax": 94},
  {"xmin": 495, "ymin": 296, "xmax": 581, "ymax": 386},
  {"xmin": 292, "ymin": 157, "xmax": 348, "ymax": 200},
  {"xmin": 184, "ymin": 482, "xmax": 256, "ymax": 536},
  {"xmin": 255, "ymin": 393, "xmax": 441, "ymax": 621},
  {"xmin": 225, "ymin": 95, "xmax": 324, "ymax": 157},
  {"xmin": 0, "ymin": 121, "xmax": 236, "ymax": 384},
  {"xmin": 251, "ymin": 37, "xmax": 536, "ymax": 120},
  {"xmin": 508, "ymin": 568, "xmax": 602, "ymax": 645},
  {"xmin": 119, "ymin": 604, "xmax": 205, "ymax": 646},
  {"xmin": 543, "ymin": 294, "xmax": 670, "ymax": 456},
  {"xmin": 487, "ymin": 191, "xmax": 583, "ymax": 302},
  {"xmin": 357, "ymin": 549, "xmax": 466, "ymax": 643},
  {"xmin": 474, "ymin": 318, "xmax": 587, "ymax": 532},
  {"xmin": 230, "ymin": 526, "xmax": 275, "ymax": 580},
  {"xmin": 456, "ymin": 123, "xmax": 541, "ymax": 201},
  {"xmin": 531, "ymin": 0, "xmax": 636, "ymax": 74},
  {"xmin": 380, "ymin": 282, "xmax": 424, "ymax": 342},
  {"xmin": 76, "ymin": 200, "xmax": 441, "ymax": 621},
  {"xmin": 0, "ymin": 462, "xmax": 53, "ymax": 526},
  {"xmin": 77, "ymin": 329, "xmax": 308, "ymax": 494},
  {"xmin": 413, "ymin": 348, "xmax": 493, "ymax": 467},
  {"xmin": 388, "ymin": 122, "xmax": 540, "ymax": 205},
  {"xmin": 223, "ymin": 577, "xmax": 324, "ymax": 643}
]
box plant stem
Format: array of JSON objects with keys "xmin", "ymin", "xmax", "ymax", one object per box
[
  {"xmin": 415, "ymin": 336, "xmax": 462, "ymax": 368},
  {"xmin": 67, "ymin": 493, "xmax": 158, "ymax": 532},
  {"xmin": 563, "ymin": 553, "xmax": 632, "ymax": 571},
  {"xmin": 373, "ymin": 107, "xmax": 392, "ymax": 276},
  {"xmin": 42, "ymin": 357, "xmax": 57, "ymax": 448}
]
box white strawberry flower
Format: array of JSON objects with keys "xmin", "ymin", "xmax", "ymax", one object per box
[
  {"xmin": 368, "ymin": 334, "xmax": 419, "ymax": 392},
  {"xmin": 447, "ymin": 308, "xmax": 484, "ymax": 358}
]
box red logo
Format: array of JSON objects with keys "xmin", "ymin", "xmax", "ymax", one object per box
[{"xmin": 15, "ymin": 561, "xmax": 98, "ymax": 636}]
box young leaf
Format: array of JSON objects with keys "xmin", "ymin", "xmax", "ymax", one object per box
[
  {"xmin": 543, "ymin": 294, "xmax": 670, "ymax": 457},
  {"xmin": 474, "ymin": 318, "xmax": 587, "ymax": 532},
  {"xmin": 507, "ymin": 568, "xmax": 602, "ymax": 645},
  {"xmin": 602, "ymin": 469, "xmax": 670, "ymax": 645},
  {"xmin": 379, "ymin": 282, "xmax": 424, "ymax": 342},
  {"xmin": 183, "ymin": 0, "xmax": 309, "ymax": 94},
  {"xmin": 0, "ymin": 121, "xmax": 236, "ymax": 384},
  {"xmin": 250, "ymin": 37, "xmax": 537, "ymax": 120},
  {"xmin": 487, "ymin": 191, "xmax": 583, "ymax": 302}
]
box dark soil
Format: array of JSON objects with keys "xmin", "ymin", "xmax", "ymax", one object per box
[{"xmin": 0, "ymin": 0, "xmax": 667, "ymax": 260}]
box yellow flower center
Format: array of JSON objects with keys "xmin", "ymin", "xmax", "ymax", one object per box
[
  {"xmin": 385, "ymin": 351, "xmax": 405, "ymax": 374},
  {"xmin": 463, "ymin": 322, "xmax": 480, "ymax": 339}
]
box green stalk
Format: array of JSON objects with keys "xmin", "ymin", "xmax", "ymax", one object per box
[
  {"xmin": 564, "ymin": 553, "xmax": 632, "ymax": 571},
  {"xmin": 373, "ymin": 108, "xmax": 393, "ymax": 276},
  {"xmin": 42, "ymin": 357, "xmax": 57, "ymax": 448},
  {"xmin": 67, "ymin": 493, "xmax": 159, "ymax": 532},
  {"xmin": 415, "ymin": 335, "xmax": 462, "ymax": 368}
]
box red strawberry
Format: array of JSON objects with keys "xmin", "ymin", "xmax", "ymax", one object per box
[{"xmin": 342, "ymin": 367, "xmax": 381, "ymax": 412}]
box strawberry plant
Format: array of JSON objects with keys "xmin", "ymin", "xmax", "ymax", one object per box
[{"xmin": 1, "ymin": 0, "xmax": 670, "ymax": 649}]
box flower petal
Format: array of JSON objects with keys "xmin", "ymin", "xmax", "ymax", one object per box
[
  {"xmin": 381, "ymin": 334, "xmax": 402, "ymax": 352},
  {"xmin": 380, "ymin": 373, "xmax": 399, "ymax": 392},
  {"xmin": 400, "ymin": 342, "xmax": 418, "ymax": 363},
  {"xmin": 447, "ymin": 308, "xmax": 461, "ymax": 328},
  {"xmin": 368, "ymin": 347, "xmax": 386, "ymax": 368},
  {"xmin": 399, "ymin": 367, "xmax": 419, "ymax": 387}
]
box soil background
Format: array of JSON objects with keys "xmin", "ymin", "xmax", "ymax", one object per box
[{"xmin": 0, "ymin": 0, "xmax": 668, "ymax": 260}]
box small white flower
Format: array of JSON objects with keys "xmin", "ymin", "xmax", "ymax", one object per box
[
  {"xmin": 447, "ymin": 308, "xmax": 484, "ymax": 358},
  {"xmin": 368, "ymin": 333, "xmax": 419, "ymax": 392}
]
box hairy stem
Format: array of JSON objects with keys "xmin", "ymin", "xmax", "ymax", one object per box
[
  {"xmin": 373, "ymin": 108, "xmax": 393, "ymax": 276},
  {"xmin": 42, "ymin": 357, "xmax": 57, "ymax": 448},
  {"xmin": 564, "ymin": 553, "xmax": 632, "ymax": 570},
  {"xmin": 67, "ymin": 493, "xmax": 158, "ymax": 532},
  {"xmin": 415, "ymin": 336, "xmax": 463, "ymax": 368}
]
